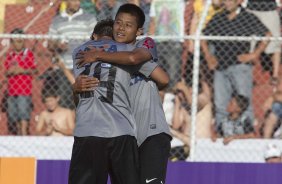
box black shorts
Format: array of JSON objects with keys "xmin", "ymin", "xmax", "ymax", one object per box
[
  {"xmin": 139, "ymin": 133, "xmax": 171, "ymax": 184},
  {"xmin": 68, "ymin": 135, "xmax": 139, "ymax": 184}
]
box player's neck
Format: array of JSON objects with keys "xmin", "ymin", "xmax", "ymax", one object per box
[
  {"xmin": 128, "ymin": 39, "xmax": 137, "ymax": 45},
  {"xmin": 97, "ymin": 36, "xmax": 112, "ymax": 40}
]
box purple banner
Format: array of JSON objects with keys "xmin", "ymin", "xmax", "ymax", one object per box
[
  {"xmin": 37, "ymin": 160, "xmax": 70, "ymax": 184},
  {"xmin": 37, "ymin": 161, "xmax": 282, "ymax": 184}
]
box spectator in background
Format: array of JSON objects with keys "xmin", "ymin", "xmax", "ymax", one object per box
[
  {"xmin": 201, "ymin": 0, "xmax": 271, "ymax": 134},
  {"xmin": 96, "ymin": 0, "xmax": 123, "ymax": 20},
  {"xmin": 35, "ymin": 89, "xmax": 75, "ymax": 136},
  {"xmin": 149, "ymin": 0, "xmax": 185, "ymax": 88},
  {"xmin": 264, "ymin": 143, "xmax": 282, "ymax": 163},
  {"xmin": 139, "ymin": 0, "xmax": 152, "ymax": 35},
  {"xmin": 80, "ymin": 0, "xmax": 97, "ymax": 15},
  {"xmin": 4, "ymin": 28, "xmax": 38, "ymax": 135},
  {"xmin": 246, "ymin": 0, "xmax": 281, "ymax": 85},
  {"xmin": 189, "ymin": 0, "xmax": 223, "ymax": 53},
  {"xmin": 48, "ymin": 0, "xmax": 97, "ymax": 69},
  {"xmin": 169, "ymin": 80, "xmax": 213, "ymax": 160},
  {"xmin": 187, "ymin": 0, "xmax": 222, "ymax": 87},
  {"xmin": 262, "ymin": 79, "xmax": 282, "ymax": 138},
  {"xmin": 39, "ymin": 55, "xmax": 75, "ymax": 109},
  {"xmin": 48, "ymin": 0, "xmax": 96, "ymax": 109},
  {"xmin": 214, "ymin": 93, "xmax": 257, "ymax": 145}
]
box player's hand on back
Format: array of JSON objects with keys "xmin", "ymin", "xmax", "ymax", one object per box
[
  {"xmin": 76, "ymin": 46, "xmax": 104, "ymax": 67},
  {"xmin": 73, "ymin": 75, "xmax": 100, "ymax": 93}
]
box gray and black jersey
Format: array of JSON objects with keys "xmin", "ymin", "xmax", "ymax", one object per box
[
  {"xmin": 130, "ymin": 37, "xmax": 172, "ymax": 146},
  {"xmin": 73, "ymin": 39, "xmax": 155, "ymax": 138}
]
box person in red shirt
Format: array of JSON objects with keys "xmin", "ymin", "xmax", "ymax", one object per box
[{"xmin": 4, "ymin": 28, "xmax": 37, "ymax": 135}]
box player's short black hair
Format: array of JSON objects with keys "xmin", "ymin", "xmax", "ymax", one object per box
[
  {"xmin": 116, "ymin": 3, "xmax": 145, "ymax": 28},
  {"xmin": 232, "ymin": 93, "xmax": 249, "ymax": 113},
  {"xmin": 10, "ymin": 28, "xmax": 24, "ymax": 34},
  {"xmin": 92, "ymin": 19, "xmax": 114, "ymax": 39}
]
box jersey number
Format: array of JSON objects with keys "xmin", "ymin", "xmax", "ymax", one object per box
[{"xmin": 80, "ymin": 45, "xmax": 117, "ymax": 103}]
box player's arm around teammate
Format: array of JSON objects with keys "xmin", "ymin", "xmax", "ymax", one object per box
[{"xmin": 75, "ymin": 38, "xmax": 169, "ymax": 90}]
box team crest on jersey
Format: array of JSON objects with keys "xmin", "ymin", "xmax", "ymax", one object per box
[
  {"xmin": 130, "ymin": 75, "xmax": 144, "ymax": 86},
  {"xmin": 150, "ymin": 124, "xmax": 156, "ymax": 129},
  {"xmin": 101, "ymin": 63, "xmax": 112, "ymax": 68},
  {"xmin": 143, "ymin": 37, "xmax": 155, "ymax": 49}
]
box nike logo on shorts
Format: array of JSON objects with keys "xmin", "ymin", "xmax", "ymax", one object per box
[{"xmin": 146, "ymin": 178, "xmax": 157, "ymax": 183}]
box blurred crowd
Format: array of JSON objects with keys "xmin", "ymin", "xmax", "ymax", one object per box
[{"xmin": 1, "ymin": 0, "xmax": 282, "ymax": 161}]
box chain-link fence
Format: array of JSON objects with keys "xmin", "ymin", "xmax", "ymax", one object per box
[{"xmin": 1, "ymin": 0, "xmax": 282, "ymax": 162}]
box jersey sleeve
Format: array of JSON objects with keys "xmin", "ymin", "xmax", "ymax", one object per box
[
  {"xmin": 137, "ymin": 60, "xmax": 158, "ymax": 78},
  {"xmin": 135, "ymin": 37, "xmax": 158, "ymax": 63},
  {"xmin": 72, "ymin": 47, "xmax": 86, "ymax": 78}
]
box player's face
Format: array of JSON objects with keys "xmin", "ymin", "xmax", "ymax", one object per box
[
  {"xmin": 67, "ymin": 0, "xmax": 81, "ymax": 13},
  {"xmin": 44, "ymin": 96, "xmax": 59, "ymax": 111},
  {"xmin": 113, "ymin": 12, "xmax": 143, "ymax": 44}
]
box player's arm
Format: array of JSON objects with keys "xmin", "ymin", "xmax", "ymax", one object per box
[
  {"xmin": 72, "ymin": 75, "xmax": 100, "ymax": 106},
  {"xmin": 149, "ymin": 66, "xmax": 169, "ymax": 90},
  {"xmin": 76, "ymin": 47, "xmax": 152, "ymax": 67},
  {"xmin": 76, "ymin": 37, "xmax": 158, "ymax": 67}
]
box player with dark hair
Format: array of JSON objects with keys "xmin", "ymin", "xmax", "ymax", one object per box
[
  {"xmin": 75, "ymin": 4, "xmax": 172, "ymax": 184},
  {"xmin": 69, "ymin": 18, "xmax": 160, "ymax": 184}
]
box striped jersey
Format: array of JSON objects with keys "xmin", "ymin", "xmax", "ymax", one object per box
[
  {"xmin": 72, "ymin": 39, "xmax": 156, "ymax": 138},
  {"xmin": 49, "ymin": 9, "xmax": 97, "ymax": 69}
]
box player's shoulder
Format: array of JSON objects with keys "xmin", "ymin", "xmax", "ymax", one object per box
[
  {"xmin": 137, "ymin": 36, "xmax": 156, "ymax": 43},
  {"xmin": 136, "ymin": 36, "xmax": 156, "ymax": 49},
  {"xmin": 74, "ymin": 40, "xmax": 94, "ymax": 52}
]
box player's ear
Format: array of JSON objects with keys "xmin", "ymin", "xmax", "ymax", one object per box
[
  {"xmin": 91, "ymin": 34, "xmax": 98, "ymax": 41},
  {"xmin": 136, "ymin": 27, "xmax": 143, "ymax": 36}
]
